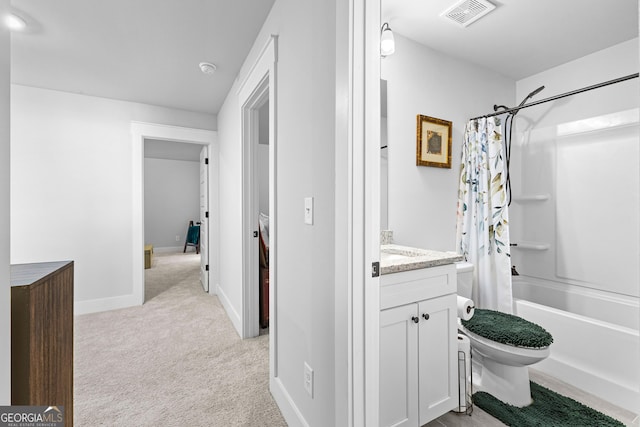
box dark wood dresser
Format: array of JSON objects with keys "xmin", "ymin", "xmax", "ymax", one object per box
[{"xmin": 11, "ymin": 261, "xmax": 74, "ymax": 427}]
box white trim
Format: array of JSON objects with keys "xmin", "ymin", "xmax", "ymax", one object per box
[
  {"xmin": 236, "ymin": 36, "xmax": 278, "ymax": 96},
  {"xmin": 216, "ymin": 283, "xmax": 242, "ymax": 335},
  {"xmin": 348, "ymin": 1, "xmax": 381, "ymax": 424},
  {"xmin": 237, "ymin": 34, "xmax": 282, "ymax": 422},
  {"xmin": 238, "ymin": 35, "xmax": 277, "ymax": 342},
  {"xmin": 240, "ymin": 79, "xmax": 267, "ymax": 339},
  {"xmin": 363, "ymin": 1, "xmax": 381, "ymax": 425},
  {"xmin": 74, "ymin": 294, "xmax": 139, "ymax": 315},
  {"xmin": 131, "ymin": 122, "xmax": 218, "ymax": 307},
  {"xmin": 270, "ymin": 377, "xmax": 310, "ymax": 427},
  {"xmin": 153, "ymin": 246, "xmax": 184, "ymax": 254},
  {"xmin": 350, "ymin": 2, "xmax": 365, "ymax": 423}
]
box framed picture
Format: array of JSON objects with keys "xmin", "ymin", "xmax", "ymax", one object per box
[{"xmin": 416, "ymin": 115, "xmax": 452, "ymax": 168}]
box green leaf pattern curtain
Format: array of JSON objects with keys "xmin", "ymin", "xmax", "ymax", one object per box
[{"xmin": 456, "ymin": 117, "xmax": 513, "ymax": 313}]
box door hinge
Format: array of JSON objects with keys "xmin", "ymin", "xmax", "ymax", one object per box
[
  {"xmin": 205, "ymin": 157, "xmax": 209, "ymax": 165},
  {"xmin": 205, "ymin": 211, "xmax": 209, "ymax": 218},
  {"xmin": 372, "ymin": 261, "xmax": 380, "ymax": 278},
  {"xmin": 205, "ymin": 264, "xmax": 209, "ymax": 271}
]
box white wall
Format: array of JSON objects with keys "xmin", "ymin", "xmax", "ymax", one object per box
[
  {"xmin": 511, "ymin": 39, "xmax": 640, "ymax": 298},
  {"xmin": 381, "ymin": 34, "xmax": 515, "ymax": 251},
  {"xmin": 10, "ymin": 85, "xmax": 215, "ymax": 312},
  {"xmin": 144, "ymin": 157, "xmax": 200, "ymax": 249},
  {"xmin": 0, "ymin": 0, "xmax": 11, "ymax": 404},
  {"xmin": 216, "ymin": 0, "xmax": 338, "ymax": 424}
]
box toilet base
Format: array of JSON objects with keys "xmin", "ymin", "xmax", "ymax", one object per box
[{"xmin": 471, "ymin": 350, "xmax": 533, "ymax": 407}]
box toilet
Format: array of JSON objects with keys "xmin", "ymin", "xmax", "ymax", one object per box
[{"xmin": 456, "ymin": 262, "xmax": 552, "ymax": 407}]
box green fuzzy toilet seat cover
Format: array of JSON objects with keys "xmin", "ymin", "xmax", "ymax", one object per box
[{"xmin": 461, "ymin": 308, "xmax": 553, "ymax": 348}]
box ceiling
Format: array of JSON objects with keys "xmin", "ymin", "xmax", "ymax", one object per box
[
  {"xmin": 10, "ymin": 0, "xmax": 276, "ymax": 115},
  {"xmin": 382, "ymin": 0, "xmax": 639, "ymax": 80},
  {"xmin": 9, "ymin": 0, "xmax": 638, "ymax": 118}
]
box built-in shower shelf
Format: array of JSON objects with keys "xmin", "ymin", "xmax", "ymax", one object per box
[
  {"xmin": 512, "ymin": 194, "xmax": 550, "ymax": 203},
  {"xmin": 511, "ymin": 241, "xmax": 550, "ymax": 251}
]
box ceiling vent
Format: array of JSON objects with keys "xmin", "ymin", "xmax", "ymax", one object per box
[{"xmin": 441, "ymin": 0, "xmax": 496, "ymax": 27}]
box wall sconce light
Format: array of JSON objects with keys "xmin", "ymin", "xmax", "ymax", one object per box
[
  {"xmin": 4, "ymin": 13, "xmax": 27, "ymax": 31},
  {"xmin": 380, "ymin": 22, "xmax": 395, "ymax": 57}
]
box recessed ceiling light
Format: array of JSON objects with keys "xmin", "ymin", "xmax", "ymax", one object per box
[
  {"xmin": 199, "ymin": 62, "xmax": 217, "ymax": 75},
  {"xmin": 5, "ymin": 13, "xmax": 27, "ymax": 31}
]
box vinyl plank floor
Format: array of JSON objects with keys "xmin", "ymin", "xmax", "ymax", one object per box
[{"xmin": 425, "ymin": 369, "xmax": 637, "ymax": 426}]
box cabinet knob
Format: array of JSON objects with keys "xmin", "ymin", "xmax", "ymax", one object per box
[
  {"xmin": 422, "ymin": 313, "xmax": 430, "ymax": 320},
  {"xmin": 411, "ymin": 316, "xmax": 419, "ymax": 324}
]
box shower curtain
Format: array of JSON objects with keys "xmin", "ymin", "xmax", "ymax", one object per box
[{"xmin": 456, "ymin": 117, "xmax": 513, "ymax": 313}]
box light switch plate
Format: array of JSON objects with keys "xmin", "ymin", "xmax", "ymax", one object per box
[
  {"xmin": 304, "ymin": 362, "xmax": 314, "ymax": 397},
  {"xmin": 304, "ymin": 197, "xmax": 314, "ymax": 225}
]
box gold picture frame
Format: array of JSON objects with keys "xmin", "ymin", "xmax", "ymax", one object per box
[{"xmin": 416, "ymin": 115, "xmax": 452, "ymax": 168}]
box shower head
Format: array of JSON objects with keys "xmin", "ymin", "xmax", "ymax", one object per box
[
  {"xmin": 530, "ymin": 85, "xmax": 545, "ymax": 97},
  {"xmin": 518, "ymin": 85, "xmax": 545, "ymax": 107}
]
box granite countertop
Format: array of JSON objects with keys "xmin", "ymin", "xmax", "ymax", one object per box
[{"xmin": 380, "ymin": 244, "xmax": 463, "ymax": 275}]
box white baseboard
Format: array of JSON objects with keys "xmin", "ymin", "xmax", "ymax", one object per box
[
  {"xmin": 153, "ymin": 246, "xmax": 185, "ymax": 254},
  {"xmin": 75, "ymin": 293, "xmax": 139, "ymax": 315},
  {"xmin": 270, "ymin": 376, "xmax": 310, "ymax": 427},
  {"xmin": 216, "ymin": 284, "xmax": 242, "ymax": 337},
  {"xmin": 208, "ymin": 282, "xmax": 218, "ymax": 296}
]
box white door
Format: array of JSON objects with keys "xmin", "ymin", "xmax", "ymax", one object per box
[
  {"xmin": 200, "ymin": 146, "xmax": 209, "ymax": 292},
  {"xmin": 379, "ymin": 303, "xmax": 419, "ymax": 427}
]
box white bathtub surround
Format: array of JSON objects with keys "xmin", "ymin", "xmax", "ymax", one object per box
[
  {"xmin": 505, "ymin": 40, "xmax": 640, "ymax": 413},
  {"xmin": 513, "ymin": 279, "xmax": 640, "ymax": 413},
  {"xmin": 380, "ymin": 244, "xmax": 463, "ymax": 275},
  {"xmin": 456, "ymin": 117, "xmax": 513, "ymax": 313}
]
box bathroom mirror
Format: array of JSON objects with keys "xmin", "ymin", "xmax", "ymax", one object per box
[{"xmin": 380, "ymin": 79, "xmax": 388, "ymax": 231}]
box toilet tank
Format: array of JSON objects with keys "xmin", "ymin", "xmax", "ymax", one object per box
[{"xmin": 456, "ymin": 261, "xmax": 474, "ymax": 299}]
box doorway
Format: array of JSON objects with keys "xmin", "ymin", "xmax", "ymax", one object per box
[
  {"xmin": 238, "ymin": 40, "xmax": 278, "ymax": 374},
  {"xmin": 131, "ymin": 122, "xmax": 218, "ymax": 306},
  {"xmin": 143, "ymin": 139, "xmax": 208, "ymax": 301},
  {"xmin": 241, "ymin": 76, "xmax": 270, "ymax": 339}
]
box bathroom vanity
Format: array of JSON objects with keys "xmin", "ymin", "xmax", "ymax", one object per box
[{"xmin": 379, "ymin": 245, "xmax": 462, "ymax": 427}]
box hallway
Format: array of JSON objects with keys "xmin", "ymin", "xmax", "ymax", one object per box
[{"xmin": 74, "ymin": 251, "xmax": 286, "ymax": 426}]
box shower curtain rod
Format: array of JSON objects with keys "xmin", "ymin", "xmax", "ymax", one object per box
[{"xmin": 471, "ymin": 73, "xmax": 639, "ymax": 120}]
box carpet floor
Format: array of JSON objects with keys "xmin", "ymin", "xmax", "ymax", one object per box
[{"xmin": 74, "ymin": 251, "xmax": 287, "ymax": 426}]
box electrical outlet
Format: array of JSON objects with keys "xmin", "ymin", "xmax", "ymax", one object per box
[
  {"xmin": 175, "ymin": 235, "xmax": 180, "ymax": 242},
  {"xmin": 304, "ymin": 362, "xmax": 314, "ymax": 397}
]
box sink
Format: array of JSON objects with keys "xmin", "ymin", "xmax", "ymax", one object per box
[{"xmin": 380, "ymin": 252, "xmax": 412, "ymax": 263}]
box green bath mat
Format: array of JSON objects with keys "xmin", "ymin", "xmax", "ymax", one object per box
[{"xmin": 474, "ymin": 382, "xmax": 624, "ymax": 427}]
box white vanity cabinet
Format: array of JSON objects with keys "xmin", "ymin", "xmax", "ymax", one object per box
[{"xmin": 379, "ymin": 264, "xmax": 458, "ymax": 427}]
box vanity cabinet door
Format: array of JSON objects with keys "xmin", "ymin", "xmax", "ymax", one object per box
[
  {"xmin": 418, "ymin": 293, "xmax": 458, "ymax": 425},
  {"xmin": 380, "ymin": 303, "xmax": 419, "ymax": 427}
]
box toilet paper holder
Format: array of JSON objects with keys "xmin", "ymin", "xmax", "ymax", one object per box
[{"xmin": 454, "ymin": 335, "xmax": 473, "ymax": 416}]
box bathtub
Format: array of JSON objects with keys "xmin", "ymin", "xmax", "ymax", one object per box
[{"xmin": 512, "ymin": 275, "xmax": 640, "ymax": 413}]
